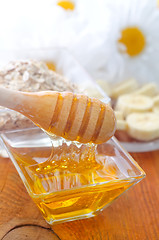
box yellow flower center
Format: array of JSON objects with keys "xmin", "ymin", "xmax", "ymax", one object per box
[
  {"xmin": 118, "ymin": 27, "xmax": 146, "ymax": 57},
  {"xmin": 57, "ymin": 1, "xmax": 75, "ymax": 10},
  {"xmin": 46, "ymin": 62, "xmax": 56, "ymax": 71}
]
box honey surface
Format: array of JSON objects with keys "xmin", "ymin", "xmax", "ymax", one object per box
[{"xmin": 9, "ymin": 141, "xmax": 134, "ymax": 224}]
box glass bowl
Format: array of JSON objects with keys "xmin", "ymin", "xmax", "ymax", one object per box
[{"xmin": 0, "ymin": 127, "xmax": 145, "ymax": 225}]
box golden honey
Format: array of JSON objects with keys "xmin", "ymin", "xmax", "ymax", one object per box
[{"xmin": 9, "ymin": 139, "xmax": 136, "ymax": 225}]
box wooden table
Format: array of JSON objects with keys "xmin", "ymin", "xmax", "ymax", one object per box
[{"xmin": 0, "ymin": 150, "xmax": 159, "ymax": 240}]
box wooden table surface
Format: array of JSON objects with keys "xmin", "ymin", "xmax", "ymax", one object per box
[{"xmin": 0, "ymin": 149, "xmax": 159, "ymax": 240}]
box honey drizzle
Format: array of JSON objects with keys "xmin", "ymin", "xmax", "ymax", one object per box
[
  {"xmin": 50, "ymin": 93, "xmax": 64, "ymax": 129},
  {"xmin": 77, "ymin": 97, "xmax": 92, "ymax": 141},
  {"xmin": 91, "ymin": 103, "xmax": 106, "ymax": 142},
  {"xmin": 62, "ymin": 94, "xmax": 78, "ymax": 138}
]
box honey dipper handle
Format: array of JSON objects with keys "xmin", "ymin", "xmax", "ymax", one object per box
[
  {"xmin": 0, "ymin": 87, "xmax": 25, "ymax": 110},
  {"xmin": 0, "ymin": 88, "xmax": 116, "ymax": 144},
  {"xmin": 0, "ymin": 87, "xmax": 59, "ymax": 130}
]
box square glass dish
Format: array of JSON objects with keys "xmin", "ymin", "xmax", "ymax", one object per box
[{"xmin": 0, "ymin": 127, "xmax": 145, "ymax": 225}]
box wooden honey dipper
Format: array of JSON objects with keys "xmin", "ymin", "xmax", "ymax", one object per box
[{"xmin": 0, "ymin": 88, "xmax": 116, "ymax": 144}]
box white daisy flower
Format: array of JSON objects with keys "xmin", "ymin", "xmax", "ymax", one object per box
[
  {"xmin": 69, "ymin": 0, "xmax": 159, "ymax": 84},
  {"xmin": 93, "ymin": 0, "xmax": 159, "ymax": 83},
  {"xmin": 0, "ymin": 0, "xmax": 81, "ymax": 49}
]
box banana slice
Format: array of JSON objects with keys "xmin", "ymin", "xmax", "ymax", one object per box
[
  {"xmin": 126, "ymin": 112, "xmax": 159, "ymax": 141},
  {"xmin": 117, "ymin": 120, "xmax": 127, "ymax": 131},
  {"xmin": 115, "ymin": 94, "xmax": 153, "ymax": 116},
  {"xmin": 96, "ymin": 79, "xmax": 112, "ymax": 96},
  {"xmin": 111, "ymin": 78, "xmax": 138, "ymax": 99},
  {"xmin": 115, "ymin": 111, "xmax": 124, "ymax": 120},
  {"xmin": 132, "ymin": 83, "xmax": 158, "ymax": 97}
]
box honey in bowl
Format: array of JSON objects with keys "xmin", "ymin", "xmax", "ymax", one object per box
[{"xmin": 1, "ymin": 128, "xmax": 145, "ymax": 225}]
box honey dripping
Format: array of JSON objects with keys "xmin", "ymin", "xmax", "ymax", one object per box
[
  {"xmin": 33, "ymin": 140, "xmax": 99, "ymax": 175},
  {"xmin": 32, "ymin": 92, "xmax": 111, "ymax": 175}
]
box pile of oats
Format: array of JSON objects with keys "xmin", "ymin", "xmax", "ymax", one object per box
[
  {"xmin": 0, "ymin": 60, "xmax": 78, "ymax": 92},
  {"xmin": 0, "ymin": 60, "xmax": 79, "ymax": 131}
]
